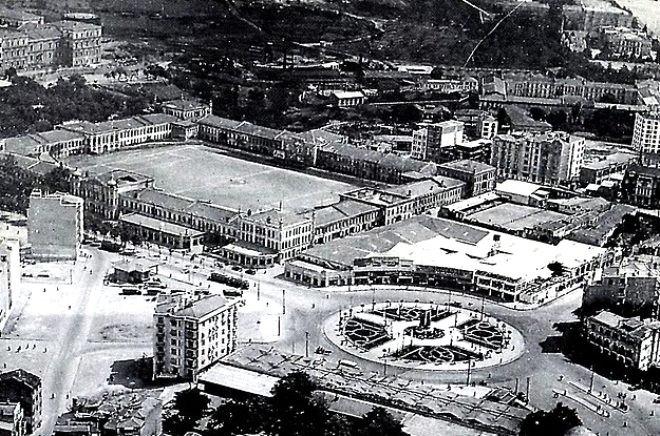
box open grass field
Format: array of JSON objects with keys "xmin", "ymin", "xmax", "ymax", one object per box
[{"xmin": 64, "ymin": 144, "xmax": 356, "ymax": 213}]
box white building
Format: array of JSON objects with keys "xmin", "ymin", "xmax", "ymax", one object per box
[
  {"xmin": 153, "ymin": 294, "xmax": 240, "ymax": 380},
  {"xmin": 491, "ymin": 131, "xmax": 585, "ymax": 185},
  {"xmin": 411, "ymin": 121, "xmax": 464, "ymax": 162},
  {"xmin": 27, "ymin": 190, "xmax": 84, "ymax": 261},
  {"xmin": 0, "ymin": 238, "xmax": 20, "ymax": 331},
  {"xmin": 632, "ymin": 112, "xmax": 660, "ymax": 155}
]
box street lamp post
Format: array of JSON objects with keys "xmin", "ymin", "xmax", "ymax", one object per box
[
  {"xmin": 282, "ymin": 289, "xmax": 286, "ymax": 315},
  {"xmin": 305, "ymin": 331, "xmax": 309, "ymax": 358}
]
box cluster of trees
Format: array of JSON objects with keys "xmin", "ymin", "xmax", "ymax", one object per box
[
  {"xmin": 0, "ymin": 75, "xmax": 149, "ymax": 139},
  {"xmin": 0, "ymin": 156, "xmax": 71, "ymax": 213},
  {"xmin": 519, "ymin": 402, "xmax": 582, "ymax": 436},
  {"xmin": 164, "ymin": 372, "xmax": 406, "ymax": 436},
  {"xmin": 526, "ymin": 105, "xmax": 634, "ymax": 140}
]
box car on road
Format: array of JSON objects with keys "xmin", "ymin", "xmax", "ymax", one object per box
[
  {"xmin": 231, "ymin": 265, "xmax": 242, "ymax": 272},
  {"xmin": 245, "ymin": 269, "xmax": 256, "ymax": 275},
  {"xmin": 145, "ymin": 279, "xmax": 167, "ymax": 289},
  {"xmin": 223, "ymin": 289, "xmax": 243, "ymax": 297}
]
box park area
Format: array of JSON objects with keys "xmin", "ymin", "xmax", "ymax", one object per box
[{"xmin": 64, "ymin": 144, "xmax": 356, "ymax": 213}]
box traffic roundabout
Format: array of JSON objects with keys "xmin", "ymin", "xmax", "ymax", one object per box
[{"xmin": 324, "ymin": 301, "xmax": 525, "ymax": 371}]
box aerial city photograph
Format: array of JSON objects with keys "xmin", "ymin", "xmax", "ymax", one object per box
[{"xmin": 2, "ymin": 0, "xmax": 660, "ymax": 435}]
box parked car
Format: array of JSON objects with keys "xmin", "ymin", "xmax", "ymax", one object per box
[
  {"xmin": 231, "ymin": 265, "xmax": 243, "ymax": 272},
  {"xmin": 245, "ymin": 269, "xmax": 256, "ymax": 275}
]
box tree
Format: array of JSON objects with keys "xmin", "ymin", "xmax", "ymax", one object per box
[
  {"xmin": 354, "ymin": 407, "xmax": 405, "ymax": 436},
  {"xmin": 167, "ymin": 388, "xmax": 210, "ymax": 434},
  {"xmin": 209, "ymin": 398, "xmax": 269, "ymax": 436},
  {"xmin": 520, "ymin": 402, "xmax": 581, "ymax": 436},
  {"xmin": 267, "ymin": 371, "xmax": 329, "ymax": 436},
  {"xmin": 42, "ymin": 165, "xmax": 71, "ymax": 194}
]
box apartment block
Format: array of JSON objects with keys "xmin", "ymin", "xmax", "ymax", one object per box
[
  {"xmin": 153, "ymin": 294, "xmax": 240, "ymax": 380},
  {"xmin": 632, "ymin": 112, "xmax": 660, "ymax": 155},
  {"xmin": 411, "ymin": 121, "xmax": 465, "ymax": 162},
  {"xmin": 491, "ymin": 132, "xmax": 585, "ymax": 185},
  {"xmin": 584, "ymin": 310, "xmax": 660, "ymax": 371}
]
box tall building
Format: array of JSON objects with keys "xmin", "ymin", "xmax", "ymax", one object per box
[
  {"xmin": 0, "ymin": 239, "xmax": 20, "ymax": 331},
  {"xmin": 0, "ymin": 370, "xmax": 41, "ymax": 434},
  {"xmin": 27, "ymin": 190, "xmax": 84, "ymax": 261},
  {"xmin": 491, "ymin": 131, "xmax": 585, "ymax": 185},
  {"xmin": 632, "ymin": 112, "xmax": 660, "ymax": 155},
  {"xmin": 411, "ymin": 121, "xmax": 464, "ymax": 162},
  {"xmin": 153, "ymin": 294, "xmax": 240, "ymax": 380}
]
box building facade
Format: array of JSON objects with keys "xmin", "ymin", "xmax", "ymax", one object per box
[
  {"xmin": 491, "ymin": 132, "xmax": 585, "ymax": 185},
  {"xmin": 0, "ymin": 370, "xmax": 41, "ymax": 434},
  {"xmin": 632, "ymin": 112, "xmax": 660, "ymax": 155},
  {"xmin": 437, "ymin": 160, "xmax": 497, "ymax": 197},
  {"xmin": 584, "ymin": 310, "xmax": 660, "ymax": 371},
  {"xmin": 0, "ymin": 402, "xmax": 24, "ymax": 436},
  {"xmin": 621, "ymin": 164, "xmax": 660, "ymax": 208},
  {"xmin": 153, "ymin": 294, "xmax": 240, "ymax": 380},
  {"xmin": 160, "ymin": 99, "xmax": 212, "ymax": 121},
  {"xmin": 0, "ymin": 239, "xmax": 20, "ymax": 331},
  {"xmin": 411, "ymin": 121, "xmax": 465, "ymax": 162},
  {"xmin": 27, "ymin": 190, "xmax": 83, "ymax": 261}
]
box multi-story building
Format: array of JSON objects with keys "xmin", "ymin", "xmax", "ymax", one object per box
[
  {"xmin": 0, "ymin": 370, "xmax": 41, "ymax": 434},
  {"xmin": 411, "ymin": 121, "xmax": 464, "ymax": 162},
  {"xmin": 584, "ymin": 310, "xmax": 660, "ymax": 371},
  {"xmin": 0, "ymin": 20, "xmax": 101, "ymax": 71},
  {"xmin": 58, "ymin": 114, "xmax": 177, "ymax": 154},
  {"xmin": 0, "ymin": 402, "xmax": 24, "ymax": 436},
  {"xmin": 153, "ymin": 294, "xmax": 240, "ymax": 380},
  {"xmin": 3, "ymin": 130, "xmax": 86, "ymax": 159},
  {"xmin": 491, "ymin": 132, "xmax": 585, "ymax": 185},
  {"xmin": 583, "ymin": 255, "xmax": 660, "ymax": 313},
  {"xmin": 238, "ymin": 209, "xmax": 313, "ymax": 261},
  {"xmin": 119, "ymin": 188, "xmax": 241, "ymax": 241},
  {"xmin": 621, "ymin": 164, "xmax": 660, "ymax": 208},
  {"xmin": 632, "ymin": 112, "xmax": 660, "ymax": 155},
  {"xmin": 339, "ymin": 176, "xmax": 465, "ymax": 227},
  {"xmin": 309, "ymin": 199, "xmax": 381, "ymax": 245},
  {"xmin": 0, "ymin": 30, "xmax": 29, "ymax": 70},
  {"xmin": 27, "ymin": 190, "xmax": 83, "ymax": 261},
  {"xmin": 316, "ymin": 143, "xmax": 436, "ymax": 184},
  {"xmin": 51, "ymin": 21, "xmax": 101, "ymax": 66},
  {"xmin": 70, "ymin": 169, "xmax": 154, "ymax": 220},
  {"xmin": 0, "ymin": 239, "xmax": 20, "ymax": 331},
  {"xmin": 437, "ymin": 160, "xmax": 497, "ymax": 197},
  {"xmin": 160, "ymin": 99, "xmax": 211, "ymax": 121},
  {"xmin": 599, "ymin": 26, "xmax": 653, "ymax": 59},
  {"xmin": 420, "ymin": 77, "xmax": 478, "ymax": 94},
  {"xmin": 454, "ymin": 109, "xmax": 498, "ymax": 139},
  {"xmin": 578, "ymin": 151, "xmax": 637, "ymax": 187}
]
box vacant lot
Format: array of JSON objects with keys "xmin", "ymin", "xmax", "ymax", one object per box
[{"xmin": 64, "ymin": 144, "xmax": 356, "ymax": 213}]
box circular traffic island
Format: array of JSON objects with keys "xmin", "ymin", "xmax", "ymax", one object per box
[{"xmin": 326, "ymin": 302, "xmax": 525, "ymax": 371}]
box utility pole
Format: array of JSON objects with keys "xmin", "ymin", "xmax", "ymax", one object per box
[
  {"xmin": 526, "ymin": 377, "xmax": 531, "ymax": 405},
  {"xmin": 466, "ymin": 358, "xmax": 472, "ymax": 386},
  {"xmin": 282, "ymin": 289, "xmax": 286, "ymax": 315},
  {"xmin": 589, "ymin": 366, "xmax": 595, "ymax": 394},
  {"xmin": 277, "ymin": 315, "xmax": 281, "ymax": 337},
  {"xmin": 514, "ymin": 377, "xmax": 519, "ymax": 394},
  {"xmin": 305, "ymin": 331, "xmax": 309, "ymax": 358}
]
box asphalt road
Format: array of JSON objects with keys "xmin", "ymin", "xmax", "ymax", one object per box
[{"xmin": 37, "ymin": 250, "xmax": 112, "ymax": 436}]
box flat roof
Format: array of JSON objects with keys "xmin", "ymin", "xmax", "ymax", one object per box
[
  {"xmin": 119, "ymin": 213, "xmax": 205, "ymax": 237},
  {"xmin": 199, "ymin": 364, "xmax": 278, "ymax": 397},
  {"xmin": 438, "ymin": 159, "xmax": 495, "ymax": 174},
  {"xmin": 495, "ymin": 180, "xmax": 543, "ymax": 198}
]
